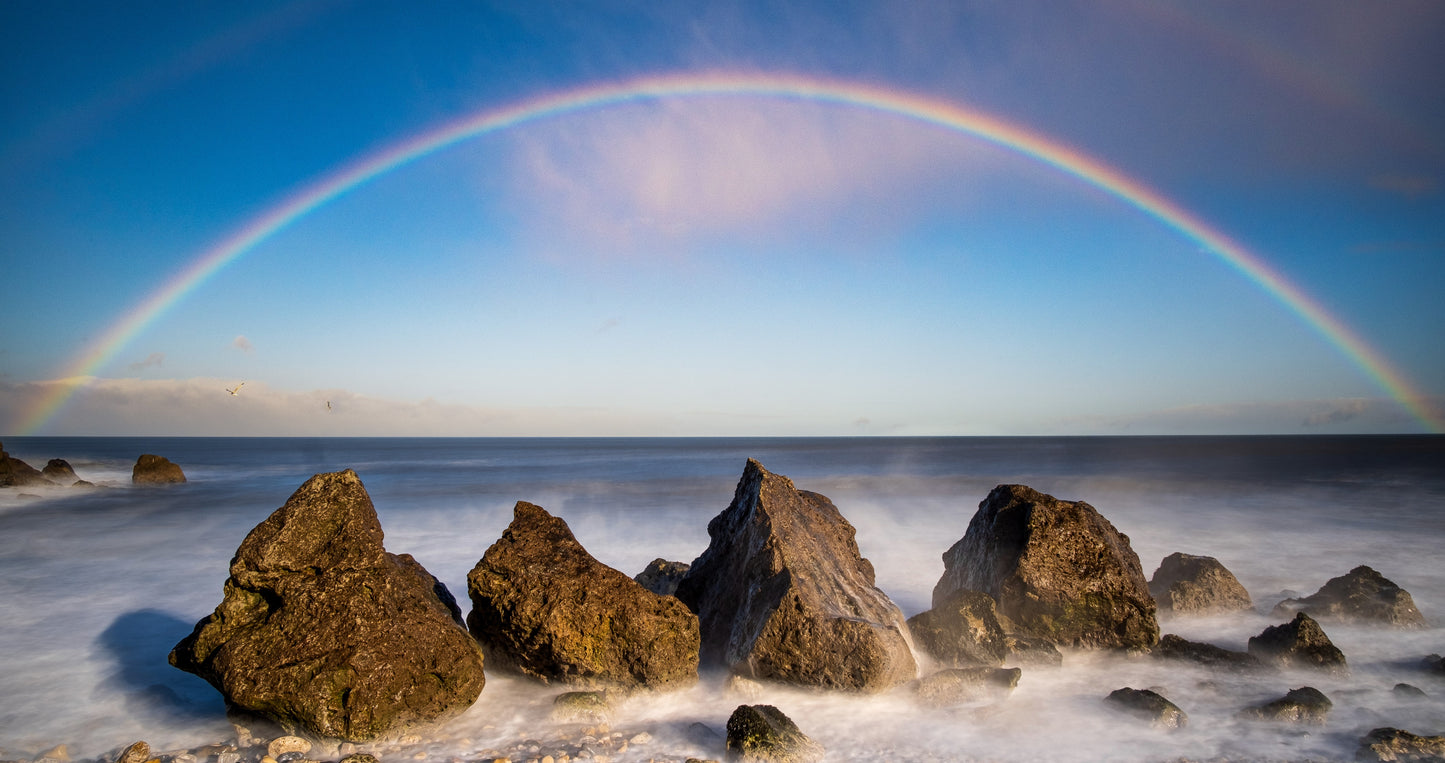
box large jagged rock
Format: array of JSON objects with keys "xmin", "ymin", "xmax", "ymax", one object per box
[
  {"xmin": 133, "ymin": 454, "xmax": 186, "ymax": 484},
  {"xmin": 41, "ymin": 459, "xmax": 80, "ymax": 485},
  {"xmin": 0, "ymin": 444, "xmax": 52, "ymax": 487},
  {"xmin": 169, "ymin": 470, "xmax": 485, "ymax": 741},
  {"xmin": 1273, "ymin": 566, "xmax": 1427, "ymax": 627},
  {"xmin": 674, "ymin": 459, "xmax": 916, "ymax": 692},
  {"xmin": 466, "ymin": 501, "xmax": 699, "ymax": 689},
  {"xmin": 1149, "ymin": 552, "xmax": 1252, "ymax": 615},
  {"xmin": 907, "ymin": 588, "xmax": 1009, "ymax": 667},
  {"xmin": 634, "ymin": 558, "xmax": 690, "ymax": 597},
  {"xmin": 932, "ymin": 484, "xmax": 1158, "ymax": 649},
  {"xmin": 1357, "ymin": 728, "xmax": 1445, "ymax": 762},
  {"xmin": 1247, "ymin": 613, "xmax": 1348, "ymax": 675},
  {"xmin": 725, "ymin": 704, "xmax": 824, "ymax": 763}
]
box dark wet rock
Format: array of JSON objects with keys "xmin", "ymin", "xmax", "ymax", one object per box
[
  {"xmin": 132, "ymin": 454, "xmax": 186, "ymax": 484},
  {"xmin": 169, "ymin": 469, "xmax": 485, "ymax": 741},
  {"xmin": 1239, "ymin": 686, "xmax": 1332, "ymax": 724},
  {"xmin": 40, "ymin": 459, "xmax": 80, "ymax": 485},
  {"xmin": 1394, "ymin": 683, "xmax": 1429, "ymax": 699},
  {"xmin": 725, "ymin": 704, "xmax": 824, "ymax": 763},
  {"xmin": 907, "ymin": 588, "xmax": 1009, "ymax": 667},
  {"xmin": 1104, "ymin": 687, "xmax": 1187, "ymax": 729},
  {"xmin": 0, "ymin": 447, "xmax": 52, "ymax": 487},
  {"xmin": 634, "ymin": 558, "xmax": 690, "ymax": 597},
  {"xmin": 466, "ymin": 501, "xmax": 699, "ymax": 689},
  {"xmin": 72, "ymin": 479, "xmax": 95, "ymax": 488},
  {"xmin": 1273, "ymin": 566, "xmax": 1427, "ymax": 627},
  {"xmin": 1148, "ymin": 552, "xmax": 1252, "ymax": 615},
  {"xmin": 1004, "ymin": 634, "xmax": 1064, "ymax": 667},
  {"xmin": 932, "ymin": 484, "xmax": 1158, "ymax": 649},
  {"xmin": 1246, "ymin": 612, "xmax": 1348, "ymax": 675},
  {"xmin": 913, "ymin": 667, "xmax": 1021, "ymax": 705},
  {"xmin": 675, "ymin": 459, "xmax": 916, "ymax": 692},
  {"xmin": 1356, "ymin": 727, "xmax": 1445, "ymax": 762},
  {"xmin": 1153, "ymin": 633, "xmax": 1265, "ymax": 671},
  {"xmin": 1424, "ymin": 654, "xmax": 1445, "ymax": 676}
]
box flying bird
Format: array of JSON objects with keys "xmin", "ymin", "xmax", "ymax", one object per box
[
  {"xmin": 226, "ymin": 382, "xmax": 245, "ymax": 396},
  {"xmin": 326, "ymin": 400, "xmax": 332, "ymax": 412}
]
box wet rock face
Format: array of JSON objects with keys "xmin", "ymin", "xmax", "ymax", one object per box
[
  {"xmin": 466, "ymin": 501, "xmax": 699, "ymax": 689},
  {"xmin": 133, "ymin": 454, "xmax": 186, "ymax": 484},
  {"xmin": 1273, "ymin": 566, "xmax": 1427, "ymax": 627},
  {"xmin": 674, "ymin": 459, "xmax": 916, "ymax": 692},
  {"xmin": 907, "ymin": 588, "xmax": 1009, "ymax": 668},
  {"xmin": 169, "ymin": 470, "xmax": 485, "ymax": 741},
  {"xmin": 725, "ymin": 704, "xmax": 824, "ymax": 763},
  {"xmin": 1104, "ymin": 688, "xmax": 1188, "ymax": 729},
  {"xmin": 634, "ymin": 558, "xmax": 690, "ymax": 597},
  {"xmin": 1149, "ymin": 552, "xmax": 1253, "ymax": 615},
  {"xmin": 933, "ymin": 484, "xmax": 1159, "ymax": 650},
  {"xmin": 1239, "ymin": 686, "xmax": 1332, "ymax": 724},
  {"xmin": 1247, "ymin": 613, "xmax": 1348, "ymax": 675},
  {"xmin": 1357, "ymin": 727, "xmax": 1445, "ymax": 762}
]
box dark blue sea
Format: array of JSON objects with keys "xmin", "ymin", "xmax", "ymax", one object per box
[{"xmin": 1, "ymin": 437, "xmax": 1441, "ymax": 761}]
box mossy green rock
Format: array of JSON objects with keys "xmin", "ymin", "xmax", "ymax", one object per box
[
  {"xmin": 725, "ymin": 705, "xmax": 823, "ymax": 763},
  {"xmin": 466, "ymin": 501, "xmax": 699, "ymax": 689},
  {"xmin": 169, "ymin": 470, "xmax": 485, "ymax": 741}
]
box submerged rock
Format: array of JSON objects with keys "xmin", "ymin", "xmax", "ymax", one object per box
[
  {"xmin": 1424, "ymin": 654, "xmax": 1445, "ymax": 676},
  {"xmin": 914, "ymin": 667, "xmax": 1021, "ymax": 706},
  {"xmin": 1104, "ymin": 687, "xmax": 1187, "ymax": 729},
  {"xmin": 1357, "ymin": 727, "xmax": 1445, "ymax": 762},
  {"xmin": 1004, "ymin": 634, "xmax": 1064, "ymax": 667},
  {"xmin": 634, "ymin": 558, "xmax": 690, "ymax": 597},
  {"xmin": 1239, "ymin": 686, "xmax": 1332, "ymax": 724},
  {"xmin": 466, "ymin": 501, "xmax": 699, "ymax": 689},
  {"xmin": 725, "ymin": 704, "xmax": 823, "ymax": 763},
  {"xmin": 1153, "ymin": 634, "xmax": 1265, "ymax": 671},
  {"xmin": 169, "ymin": 469, "xmax": 485, "ymax": 741},
  {"xmin": 907, "ymin": 588, "xmax": 1009, "ymax": 668},
  {"xmin": 1246, "ymin": 613, "xmax": 1348, "ymax": 675},
  {"xmin": 1273, "ymin": 566, "xmax": 1427, "ymax": 627},
  {"xmin": 932, "ymin": 484, "xmax": 1158, "ymax": 650},
  {"xmin": 1394, "ymin": 683, "xmax": 1429, "ymax": 699},
  {"xmin": 675, "ymin": 459, "xmax": 916, "ymax": 692},
  {"xmin": 41, "ymin": 459, "xmax": 80, "ymax": 485},
  {"xmin": 550, "ymin": 691, "xmax": 614, "ymax": 724},
  {"xmin": 132, "ymin": 454, "xmax": 185, "ymax": 484},
  {"xmin": 1148, "ymin": 552, "xmax": 1252, "ymax": 615}
]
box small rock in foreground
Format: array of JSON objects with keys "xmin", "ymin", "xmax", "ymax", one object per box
[
  {"xmin": 1238, "ymin": 686, "xmax": 1332, "ymax": 724},
  {"xmin": 913, "ymin": 667, "xmax": 1021, "ymax": 706},
  {"xmin": 1104, "ymin": 688, "xmax": 1188, "ymax": 729},
  {"xmin": 1356, "ymin": 727, "xmax": 1445, "ymax": 762},
  {"xmin": 725, "ymin": 704, "xmax": 824, "ymax": 763}
]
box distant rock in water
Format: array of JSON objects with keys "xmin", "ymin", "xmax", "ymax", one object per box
[
  {"xmin": 41, "ymin": 459, "xmax": 80, "ymax": 485},
  {"xmin": 466, "ymin": 501, "xmax": 699, "ymax": 689},
  {"xmin": 1104, "ymin": 687, "xmax": 1188, "ymax": 729},
  {"xmin": 0, "ymin": 445, "xmax": 52, "ymax": 488},
  {"xmin": 634, "ymin": 558, "xmax": 690, "ymax": 597},
  {"xmin": 1272, "ymin": 566, "xmax": 1426, "ymax": 627},
  {"xmin": 1357, "ymin": 728, "xmax": 1445, "ymax": 762},
  {"xmin": 169, "ymin": 469, "xmax": 485, "ymax": 741},
  {"xmin": 1239, "ymin": 686, "xmax": 1332, "ymax": 724},
  {"xmin": 932, "ymin": 484, "xmax": 1158, "ymax": 650},
  {"xmin": 1247, "ymin": 612, "xmax": 1348, "ymax": 675},
  {"xmin": 907, "ymin": 588, "xmax": 1009, "ymax": 667},
  {"xmin": 725, "ymin": 704, "xmax": 824, "ymax": 763},
  {"xmin": 132, "ymin": 454, "xmax": 186, "ymax": 484},
  {"xmin": 1149, "ymin": 552, "xmax": 1252, "ymax": 615},
  {"xmin": 1153, "ymin": 634, "xmax": 1265, "ymax": 671},
  {"xmin": 1425, "ymin": 654, "xmax": 1445, "ymax": 676},
  {"xmin": 674, "ymin": 459, "xmax": 916, "ymax": 692}
]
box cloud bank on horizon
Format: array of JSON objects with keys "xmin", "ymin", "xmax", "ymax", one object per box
[{"xmin": 1, "ymin": 1, "xmax": 1443, "ymax": 436}]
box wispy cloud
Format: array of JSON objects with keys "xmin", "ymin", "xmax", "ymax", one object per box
[
  {"xmin": 1049, "ymin": 396, "xmax": 1431, "ymax": 435},
  {"xmin": 1301, "ymin": 398, "xmax": 1368, "ymax": 428},
  {"xmin": 1369, "ymin": 173, "xmax": 1439, "ymax": 198},
  {"xmin": 233, "ymin": 335, "xmax": 254, "ymax": 352},
  {"xmin": 127, "ymin": 352, "xmax": 165, "ymax": 371}
]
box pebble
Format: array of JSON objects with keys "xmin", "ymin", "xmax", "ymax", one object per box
[
  {"xmin": 216, "ymin": 753, "xmax": 241, "ymax": 763},
  {"xmin": 337, "ymin": 755, "xmax": 380, "ymax": 763},
  {"xmin": 267, "ymin": 738, "xmax": 310, "ymax": 760},
  {"xmin": 627, "ymin": 733, "xmax": 651, "ymax": 746}
]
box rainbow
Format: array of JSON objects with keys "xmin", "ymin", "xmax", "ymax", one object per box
[{"xmin": 17, "ymin": 71, "xmax": 1442, "ymax": 434}]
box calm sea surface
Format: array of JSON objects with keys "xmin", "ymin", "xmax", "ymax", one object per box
[{"xmin": 1, "ymin": 436, "xmax": 1442, "ymax": 761}]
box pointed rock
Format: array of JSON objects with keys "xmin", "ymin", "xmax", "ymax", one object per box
[
  {"xmin": 1149, "ymin": 553, "xmax": 1252, "ymax": 615},
  {"xmin": 634, "ymin": 558, "xmax": 690, "ymax": 597},
  {"xmin": 466, "ymin": 501, "xmax": 699, "ymax": 689},
  {"xmin": 1239, "ymin": 686, "xmax": 1332, "ymax": 724},
  {"xmin": 170, "ymin": 470, "xmax": 485, "ymax": 741},
  {"xmin": 1247, "ymin": 612, "xmax": 1348, "ymax": 675},
  {"xmin": 41, "ymin": 459, "xmax": 80, "ymax": 485},
  {"xmin": 675, "ymin": 459, "xmax": 916, "ymax": 692},
  {"xmin": 932, "ymin": 484, "xmax": 1158, "ymax": 649},
  {"xmin": 1273, "ymin": 566, "xmax": 1426, "ymax": 627},
  {"xmin": 725, "ymin": 704, "xmax": 824, "ymax": 763}
]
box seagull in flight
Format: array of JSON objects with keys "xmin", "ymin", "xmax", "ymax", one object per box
[
  {"xmin": 326, "ymin": 400, "xmax": 332, "ymax": 412},
  {"xmin": 226, "ymin": 382, "xmax": 245, "ymax": 396}
]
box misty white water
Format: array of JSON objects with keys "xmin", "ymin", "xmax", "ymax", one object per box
[{"xmin": 1, "ymin": 437, "xmax": 1441, "ymax": 762}]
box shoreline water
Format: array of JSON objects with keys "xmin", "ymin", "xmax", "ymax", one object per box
[{"xmin": 2, "ymin": 436, "xmax": 1442, "ymax": 762}]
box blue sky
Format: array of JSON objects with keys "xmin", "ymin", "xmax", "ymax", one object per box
[{"xmin": 2, "ymin": 1, "xmax": 1443, "ymax": 436}]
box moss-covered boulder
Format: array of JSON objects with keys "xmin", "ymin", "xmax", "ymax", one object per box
[
  {"xmin": 932, "ymin": 484, "xmax": 1158, "ymax": 650},
  {"xmin": 725, "ymin": 704, "xmax": 823, "ymax": 763},
  {"xmin": 466, "ymin": 501, "xmax": 699, "ymax": 689},
  {"xmin": 169, "ymin": 470, "xmax": 485, "ymax": 741}
]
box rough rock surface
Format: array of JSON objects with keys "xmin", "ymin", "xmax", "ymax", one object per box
[
  {"xmin": 1153, "ymin": 634, "xmax": 1265, "ymax": 671},
  {"xmin": 932, "ymin": 484, "xmax": 1158, "ymax": 649},
  {"xmin": 1357, "ymin": 727, "xmax": 1445, "ymax": 762},
  {"xmin": 466, "ymin": 501, "xmax": 699, "ymax": 689},
  {"xmin": 133, "ymin": 454, "xmax": 186, "ymax": 484},
  {"xmin": 1104, "ymin": 688, "xmax": 1187, "ymax": 729},
  {"xmin": 907, "ymin": 588, "xmax": 1009, "ymax": 667},
  {"xmin": 1239, "ymin": 686, "xmax": 1332, "ymax": 723},
  {"xmin": 1246, "ymin": 613, "xmax": 1348, "ymax": 675},
  {"xmin": 913, "ymin": 667, "xmax": 1021, "ymax": 705},
  {"xmin": 169, "ymin": 470, "xmax": 485, "ymax": 741},
  {"xmin": 41, "ymin": 458, "xmax": 80, "ymax": 485},
  {"xmin": 634, "ymin": 558, "xmax": 690, "ymax": 597},
  {"xmin": 1148, "ymin": 552, "xmax": 1252, "ymax": 615},
  {"xmin": 1273, "ymin": 566, "xmax": 1427, "ymax": 627},
  {"xmin": 0, "ymin": 444, "xmax": 51, "ymax": 487},
  {"xmin": 725, "ymin": 704, "xmax": 824, "ymax": 763},
  {"xmin": 674, "ymin": 459, "xmax": 916, "ymax": 692},
  {"xmin": 1004, "ymin": 634, "xmax": 1064, "ymax": 667}
]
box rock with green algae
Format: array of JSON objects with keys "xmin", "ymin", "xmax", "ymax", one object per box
[
  {"xmin": 169, "ymin": 469, "xmax": 485, "ymax": 741},
  {"xmin": 467, "ymin": 501, "xmax": 699, "ymax": 689},
  {"xmin": 724, "ymin": 705, "xmax": 823, "ymax": 763}
]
